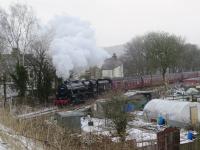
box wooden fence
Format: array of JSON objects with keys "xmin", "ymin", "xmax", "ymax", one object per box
[
  {"xmin": 180, "ymin": 140, "xmax": 200, "ymax": 150},
  {"xmin": 136, "ymin": 139, "xmax": 200, "ymax": 150},
  {"xmin": 137, "ymin": 140, "xmax": 157, "ymax": 150}
]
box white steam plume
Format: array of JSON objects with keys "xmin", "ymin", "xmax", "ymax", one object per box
[{"xmin": 49, "ymin": 15, "xmax": 109, "ymax": 79}]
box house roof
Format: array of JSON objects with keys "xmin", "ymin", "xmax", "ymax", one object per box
[{"xmin": 102, "ymin": 53, "xmax": 123, "ymax": 70}]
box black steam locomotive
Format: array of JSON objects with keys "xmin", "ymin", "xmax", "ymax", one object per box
[{"xmin": 54, "ymin": 79, "xmax": 112, "ymax": 106}]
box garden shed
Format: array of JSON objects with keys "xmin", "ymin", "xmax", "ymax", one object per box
[
  {"xmin": 143, "ymin": 99, "xmax": 200, "ymax": 127},
  {"xmin": 55, "ymin": 111, "xmax": 85, "ymax": 132}
]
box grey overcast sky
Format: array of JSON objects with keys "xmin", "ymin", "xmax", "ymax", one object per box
[{"xmin": 1, "ymin": 0, "xmax": 200, "ymax": 47}]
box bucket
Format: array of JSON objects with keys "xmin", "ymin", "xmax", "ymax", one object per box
[
  {"xmin": 157, "ymin": 116, "xmax": 165, "ymax": 125},
  {"xmin": 187, "ymin": 131, "xmax": 193, "ymax": 140}
]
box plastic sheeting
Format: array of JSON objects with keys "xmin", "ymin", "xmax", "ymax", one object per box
[
  {"xmin": 186, "ymin": 88, "xmax": 199, "ymax": 95},
  {"xmin": 144, "ymin": 99, "xmax": 199, "ymax": 124}
]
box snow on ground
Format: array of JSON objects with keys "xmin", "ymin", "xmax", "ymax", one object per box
[
  {"xmin": 81, "ymin": 115, "xmax": 157, "ymax": 148},
  {"xmin": 81, "ymin": 115, "xmax": 157, "ymax": 142},
  {"xmin": 132, "ymin": 111, "xmax": 197, "ymax": 144},
  {"xmin": 0, "ymin": 123, "xmax": 43, "ymax": 150},
  {"xmin": 81, "ymin": 110, "xmax": 196, "ymax": 146},
  {"xmin": 81, "ymin": 117, "xmax": 111, "ymax": 136},
  {"xmin": 180, "ymin": 129, "xmax": 197, "ymax": 144},
  {"xmin": 0, "ymin": 139, "xmax": 8, "ymax": 150},
  {"xmin": 128, "ymin": 117, "xmax": 152, "ymax": 127},
  {"xmin": 126, "ymin": 128, "xmax": 156, "ymax": 141}
]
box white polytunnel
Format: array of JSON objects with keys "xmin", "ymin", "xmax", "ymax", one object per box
[{"xmin": 143, "ymin": 99, "xmax": 200, "ymax": 127}]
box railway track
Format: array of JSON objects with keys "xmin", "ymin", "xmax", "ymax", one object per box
[{"xmin": 17, "ymin": 98, "xmax": 96, "ymax": 119}]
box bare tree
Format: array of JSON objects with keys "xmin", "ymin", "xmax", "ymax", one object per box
[
  {"xmin": 104, "ymin": 95, "xmax": 130, "ymax": 142},
  {"xmin": 124, "ymin": 36, "xmax": 148, "ymax": 76},
  {"xmin": 29, "ymin": 32, "xmax": 55, "ymax": 104},
  {"xmin": 144, "ymin": 32, "xmax": 184, "ymax": 85},
  {"xmin": 179, "ymin": 44, "xmax": 200, "ymax": 72},
  {"xmin": 0, "ymin": 3, "xmax": 38, "ymax": 65},
  {"xmin": 123, "ymin": 31, "xmax": 200, "ymax": 86}
]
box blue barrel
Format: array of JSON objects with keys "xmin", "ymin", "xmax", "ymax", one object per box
[
  {"xmin": 187, "ymin": 131, "xmax": 193, "ymax": 140},
  {"xmin": 157, "ymin": 116, "xmax": 165, "ymax": 125},
  {"xmin": 124, "ymin": 103, "xmax": 134, "ymax": 112}
]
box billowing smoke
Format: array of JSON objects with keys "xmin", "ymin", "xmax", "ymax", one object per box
[{"xmin": 49, "ymin": 15, "xmax": 109, "ymax": 79}]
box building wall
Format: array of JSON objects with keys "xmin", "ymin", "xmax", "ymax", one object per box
[
  {"xmin": 102, "ymin": 65, "xmax": 124, "ymax": 78},
  {"xmin": 113, "ymin": 64, "xmax": 123, "ymax": 78},
  {"xmin": 102, "ymin": 70, "xmax": 113, "ymax": 78}
]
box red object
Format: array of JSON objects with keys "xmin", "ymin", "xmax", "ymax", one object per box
[{"xmin": 54, "ymin": 99, "xmax": 70, "ymax": 106}]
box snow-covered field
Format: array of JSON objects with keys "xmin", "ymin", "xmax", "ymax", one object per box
[
  {"xmin": 81, "ymin": 111, "xmax": 196, "ymax": 147},
  {"xmin": 81, "ymin": 112, "xmax": 157, "ymax": 146}
]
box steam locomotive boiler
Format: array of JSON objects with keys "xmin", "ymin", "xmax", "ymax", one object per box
[{"xmin": 54, "ymin": 79, "xmax": 112, "ymax": 106}]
